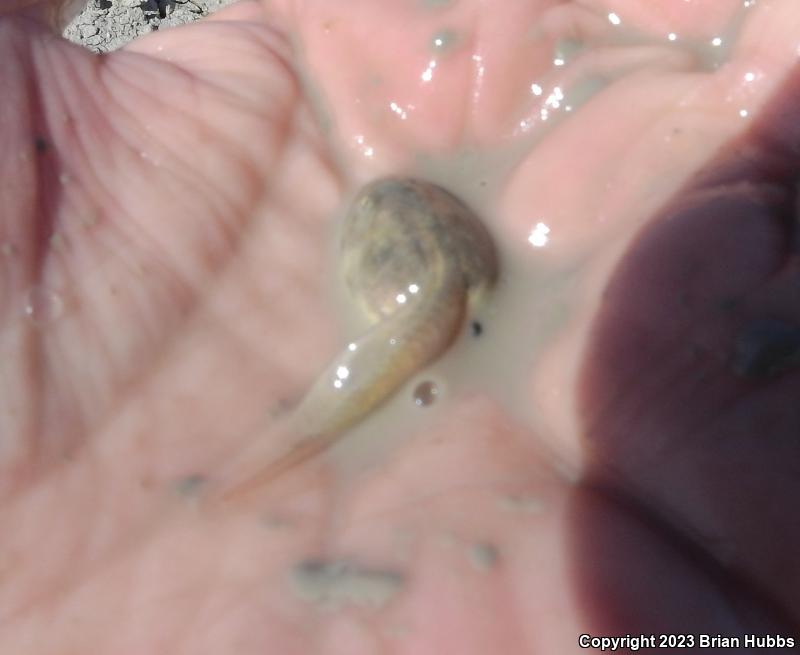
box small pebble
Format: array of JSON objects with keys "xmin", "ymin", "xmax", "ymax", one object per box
[
  {"xmin": 290, "ymin": 559, "xmax": 404, "ymax": 610},
  {"xmin": 468, "ymin": 542, "xmax": 499, "ymax": 572},
  {"xmin": 173, "ymin": 474, "xmax": 206, "ymax": 496}
]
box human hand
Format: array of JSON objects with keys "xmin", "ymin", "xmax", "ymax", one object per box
[{"xmin": 0, "ymin": 1, "xmax": 798, "ymax": 652}]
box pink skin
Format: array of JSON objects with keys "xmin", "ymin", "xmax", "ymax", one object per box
[{"xmin": 1, "ymin": 0, "xmax": 799, "ymax": 652}]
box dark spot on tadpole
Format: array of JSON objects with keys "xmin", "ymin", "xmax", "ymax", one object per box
[
  {"xmin": 34, "ymin": 136, "xmax": 49, "ymax": 154},
  {"xmin": 471, "ymin": 321, "xmax": 483, "ymax": 337},
  {"xmin": 730, "ymin": 318, "xmax": 800, "ymax": 379}
]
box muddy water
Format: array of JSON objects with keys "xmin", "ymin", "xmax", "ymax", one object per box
[{"xmin": 268, "ymin": 0, "xmax": 762, "ymax": 480}]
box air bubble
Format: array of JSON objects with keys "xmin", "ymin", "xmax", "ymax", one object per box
[
  {"xmin": 23, "ymin": 286, "xmax": 64, "ymax": 326},
  {"xmin": 413, "ymin": 380, "xmax": 439, "ymax": 407},
  {"xmin": 431, "ymin": 29, "xmax": 459, "ymax": 53}
]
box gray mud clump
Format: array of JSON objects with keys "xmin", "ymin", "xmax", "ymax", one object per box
[
  {"xmin": 64, "ymin": 0, "xmax": 236, "ymax": 52},
  {"xmin": 290, "ymin": 559, "xmax": 404, "ymax": 610}
]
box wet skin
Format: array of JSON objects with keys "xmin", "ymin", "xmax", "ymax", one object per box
[{"xmin": 1, "ymin": 0, "xmax": 800, "ymax": 653}]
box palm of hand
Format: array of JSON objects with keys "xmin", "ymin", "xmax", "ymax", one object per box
[{"xmin": 1, "ymin": 1, "xmax": 799, "ymax": 652}]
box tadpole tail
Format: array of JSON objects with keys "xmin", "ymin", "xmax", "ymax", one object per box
[
  {"xmin": 211, "ymin": 263, "xmax": 469, "ymax": 505},
  {"xmin": 212, "ymin": 432, "xmax": 338, "ymax": 504}
]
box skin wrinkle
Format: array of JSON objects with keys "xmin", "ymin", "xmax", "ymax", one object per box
[
  {"xmin": 14, "ymin": 29, "xmax": 61, "ymax": 491},
  {"xmin": 67, "ymin": 52, "xmax": 290, "ymax": 394},
  {"xmin": 60, "ymin": 161, "xmax": 295, "ymax": 478},
  {"xmin": 50, "ymin": 209, "xmax": 205, "ymax": 432},
  {"xmin": 122, "ymin": 21, "xmax": 298, "ymax": 121},
  {"xmin": 0, "ymin": 11, "xmax": 298, "ymax": 502},
  {"xmin": 0, "ymin": 477, "xmax": 174, "ymax": 626},
  {"xmin": 98, "ymin": 34, "xmax": 299, "ymax": 191}
]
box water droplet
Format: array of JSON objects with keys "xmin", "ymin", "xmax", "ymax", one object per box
[
  {"xmin": 421, "ymin": 59, "xmax": 437, "ymax": 82},
  {"xmin": 430, "ymin": 29, "xmax": 459, "ymax": 53},
  {"xmin": 23, "ymin": 286, "xmax": 64, "ymax": 326},
  {"xmin": 139, "ymin": 150, "xmax": 161, "ymax": 166},
  {"xmin": 527, "ymin": 221, "xmax": 551, "ymax": 247},
  {"xmin": 413, "ymin": 380, "xmax": 439, "ymax": 407},
  {"xmin": 389, "ymin": 101, "xmax": 408, "ymax": 120}
]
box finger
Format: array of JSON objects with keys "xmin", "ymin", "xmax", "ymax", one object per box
[
  {"xmin": 1, "ymin": 0, "xmax": 84, "ymax": 31},
  {"xmin": 579, "ymin": 63, "xmax": 800, "ymax": 622}
]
